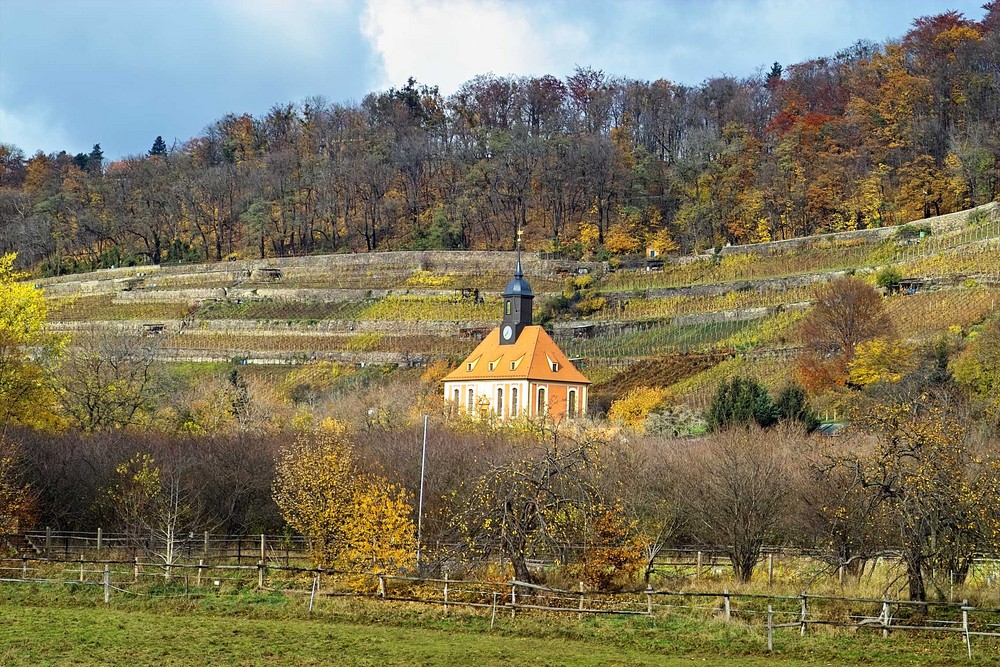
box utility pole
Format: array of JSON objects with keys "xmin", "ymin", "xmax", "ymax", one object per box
[{"xmin": 416, "ymin": 414, "xmax": 428, "ymax": 568}]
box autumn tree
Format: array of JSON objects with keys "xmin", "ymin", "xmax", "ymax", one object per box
[
  {"xmin": 576, "ymin": 503, "xmax": 644, "ymax": 590},
  {"xmin": 454, "ymin": 430, "xmax": 602, "ymax": 584},
  {"xmin": 857, "ymin": 400, "xmax": 1000, "ymax": 602},
  {"xmin": 0, "ymin": 436, "xmax": 35, "ymax": 532},
  {"xmin": 58, "ymin": 326, "xmax": 163, "ymax": 431},
  {"xmin": 846, "ymin": 338, "xmax": 917, "ymax": 387},
  {"xmin": 608, "ymin": 386, "xmax": 671, "ymax": 430},
  {"xmin": 951, "ymin": 317, "xmax": 1000, "ymax": 426},
  {"xmin": 798, "ymin": 276, "xmax": 894, "ymax": 389},
  {"xmin": 0, "ymin": 253, "xmax": 61, "ymax": 430},
  {"xmin": 272, "ymin": 420, "xmax": 416, "ymax": 571},
  {"xmin": 104, "ymin": 452, "xmax": 197, "ymax": 573}
]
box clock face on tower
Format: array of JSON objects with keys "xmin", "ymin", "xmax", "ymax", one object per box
[{"xmin": 502, "ymin": 325, "xmax": 513, "ymax": 341}]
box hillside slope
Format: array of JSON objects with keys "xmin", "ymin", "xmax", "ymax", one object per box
[{"xmin": 36, "ymin": 203, "xmax": 1000, "ymax": 411}]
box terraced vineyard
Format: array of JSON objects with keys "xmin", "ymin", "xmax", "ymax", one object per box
[{"xmin": 35, "ymin": 203, "xmax": 1000, "ymax": 410}]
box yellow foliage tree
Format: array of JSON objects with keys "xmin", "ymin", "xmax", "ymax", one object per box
[
  {"xmin": 603, "ymin": 223, "xmax": 642, "ymax": 255},
  {"xmin": 608, "ymin": 386, "xmax": 671, "ymax": 430},
  {"xmin": 0, "ymin": 437, "xmax": 34, "ymax": 532},
  {"xmin": 847, "ymin": 338, "xmax": 917, "ymax": 387},
  {"xmin": 578, "ymin": 222, "xmax": 601, "ymax": 255},
  {"xmin": 272, "ymin": 421, "xmax": 416, "ymax": 571},
  {"xmin": 577, "ymin": 503, "xmax": 644, "ymax": 590},
  {"xmin": 0, "ymin": 253, "xmax": 61, "ymax": 429},
  {"xmin": 341, "ymin": 478, "xmax": 416, "ymax": 575},
  {"xmin": 647, "ymin": 227, "xmax": 679, "ymax": 256}
]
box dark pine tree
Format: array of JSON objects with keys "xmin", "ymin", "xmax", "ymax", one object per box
[
  {"xmin": 149, "ymin": 136, "xmax": 168, "ymax": 157},
  {"xmin": 87, "ymin": 144, "xmax": 104, "ymax": 174}
]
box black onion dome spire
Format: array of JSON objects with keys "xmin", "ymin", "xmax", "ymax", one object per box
[
  {"xmin": 500, "ymin": 244, "xmax": 533, "ymax": 344},
  {"xmin": 503, "ymin": 248, "xmax": 533, "ymax": 297}
]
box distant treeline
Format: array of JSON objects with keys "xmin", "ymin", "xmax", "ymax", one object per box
[{"xmin": 0, "ymin": 8, "xmax": 998, "ymax": 274}]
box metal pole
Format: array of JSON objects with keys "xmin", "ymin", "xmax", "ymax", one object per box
[{"xmin": 416, "ymin": 414, "xmax": 428, "ymax": 568}]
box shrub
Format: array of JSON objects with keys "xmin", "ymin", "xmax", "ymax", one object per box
[
  {"xmin": 875, "ymin": 266, "xmax": 902, "ymax": 289},
  {"xmin": 773, "ymin": 383, "xmax": 820, "ymax": 432},
  {"xmin": 608, "ymin": 386, "xmax": 671, "ymax": 429},
  {"xmin": 706, "ymin": 376, "xmax": 778, "ymax": 431}
]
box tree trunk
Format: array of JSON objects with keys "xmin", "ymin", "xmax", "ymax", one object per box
[
  {"xmin": 906, "ymin": 554, "xmax": 926, "ymax": 602},
  {"xmin": 511, "ymin": 554, "xmax": 532, "ymax": 584}
]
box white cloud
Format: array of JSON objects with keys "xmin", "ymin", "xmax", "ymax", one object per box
[
  {"xmin": 361, "ymin": 0, "xmax": 587, "ymax": 93},
  {"xmin": 0, "ymin": 105, "xmax": 79, "ymax": 156}
]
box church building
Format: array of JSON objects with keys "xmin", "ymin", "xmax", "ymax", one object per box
[{"xmin": 442, "ymin": 256, "xmax": 590, "ymax": 420}]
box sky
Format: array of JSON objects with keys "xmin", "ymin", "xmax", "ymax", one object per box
[{"xmin": 0, "ymin": 0, "xmax": 990, "ymax": 161}]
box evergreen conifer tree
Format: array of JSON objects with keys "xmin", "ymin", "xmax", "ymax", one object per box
[{"xmin": 149, "ymin": 136, "xmax": 167, "ymax": 157}]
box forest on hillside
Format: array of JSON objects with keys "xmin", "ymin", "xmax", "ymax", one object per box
[{"xmin": 0, "ymin": 7, "xmax": 998, "ymax": 274}]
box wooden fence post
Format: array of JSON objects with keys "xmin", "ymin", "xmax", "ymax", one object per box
[
  {"xmin": 646, "ymin": 587, "xmax": 653, "ymax": 615},
  {"xmin": 308, "ymin": 574, "xmax": 318, "ymax": 613},
  {"xmin": 79, "ymin": 559, "xmax": 85, "ymax": 583},
  {"xmin": 881, "ymin": 599, "xmax": 890, "ymax": 638},
  {"xmin": 378, "ymin": 575, "xmax": 386, "ymax": 598},
  {"xmin": 196, "ymin": 559, "xmax": 203, "ymax": 587},
  {"xmin": 45, "ymin": 526, "xmax": 52, "ymax": 558},
  {"xmin": 578, "ymin": 582, "xmax": 585, "ymax": 620},
  {"xmin": 510, "ymin": 582, "xmax": 517, "ymax": 619},
  {"xmin": 103, "ymin": 564, "xmax": 110, "ymax": 604},
  {"xmin": 257, "ymin": 560, "xmax": 264, "ymax": 589},
  {"xmin": 96, "ymin": 527, "xmax": 102, "ymax": 555},
  {"xmin": 203, "ymin": 530, "xmax": 209, "ymax": 559},
  {"xmin": 723, "ymin": 588, "xmax": 731, "ymax": 622},
  {"xmin": 21, "ymin": 557, "xmax": 27, "ymax": 579},
  {"xmin": 962, "ymin": 600, "xmax": 971, "ymax": 660},
  {"xmin": 260, "ymin": 534, "xmax": 265, "ymax": 563},
  {"xmin": 443, "ymin": 573, "xmax": 450, "ymax": 615},
  {"xmin": 490, "ymin": 592, "xmax": 498, "ymax": 629},
  {"xmin": 768, "ymin": 553, "xmax": 774, "ymax": 588},
  {"xmin": 767, "ymin": 605, "xmax": 774, "ymax": 651},
  {"xmin": 800, "ymin": 594, "xmax": 808, "ymax": 636},
  {"xmin": 133, "ymin": 557, "xmax": 139, "ymax": 584},
  {"xmin": 696, "ymin": 551, "xmax": 702, "ymax": 579}
]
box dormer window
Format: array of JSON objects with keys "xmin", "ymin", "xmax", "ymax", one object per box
[
  {"xmin": 488, "ymin": 362, "xmax": 495, "ymax": 371},
  {"xmin": 546, "ymin": 354, "xmax": 559, "ymax": 372},
  {"xmin": 466, "ymin": 356, "xmax": 481, "ymax": 372},
  {"xmin": 509, "ymin": 354, "xmax": 525, "ymax": 372}
]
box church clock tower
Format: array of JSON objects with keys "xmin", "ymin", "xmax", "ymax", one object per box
[{"xmin": 500, "ymin": 252, "xmax": 533, "ymax": 345}]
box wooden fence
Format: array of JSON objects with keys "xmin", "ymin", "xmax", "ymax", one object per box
[
  {"xmin": 0, "ymin": 555, "xmax": 997, "ymax": 660},
  {"xmin": 8, "ymin": 530, "xmax": 999, "ymax": 591}
]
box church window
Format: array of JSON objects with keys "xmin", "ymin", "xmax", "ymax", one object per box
[
  {"xmin": 453, "ymin": 388, "xmax": 459, "ymax": 405},
  {"xmin": 497, "ymin": 387, "xmax": 504, "ymax": 415},
  {"xmin": 567, "ymin": 389, "xmax": 577, "ymax": 417},
  {"xmin": 537, "ymin": 387, "xmax": 546, "ymax": 415},
  {"xmin": 467, "ymin": 388, "xmax": 475, "ymax": 413},
  {"xmin": 511, "ymin": 387, "xmax": 518, "ymax": 416}
]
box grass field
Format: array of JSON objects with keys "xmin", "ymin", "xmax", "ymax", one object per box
[{"xmin": 0, "ymin": 586, "xmax": 993, "ymax": 666}]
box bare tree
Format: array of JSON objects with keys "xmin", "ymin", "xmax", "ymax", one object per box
[
  {"xmin": 58, "ymin": 326, "xmax": 163, "ymax": 431},
  {"xmin": 800, "ymin": 276, "xmax": 894, "ymax": 360},
  {"xmin": 453, "ymin": 427, "xmax": 603, "ymax": 584},
  {"xmin": 668, "ymin": 427, "xmax": 798, "ymax": 582}
]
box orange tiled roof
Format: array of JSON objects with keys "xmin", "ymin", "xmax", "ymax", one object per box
[{"xmin": 442, "ymin": 325, "xmax": 590, "ymax": 384}]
